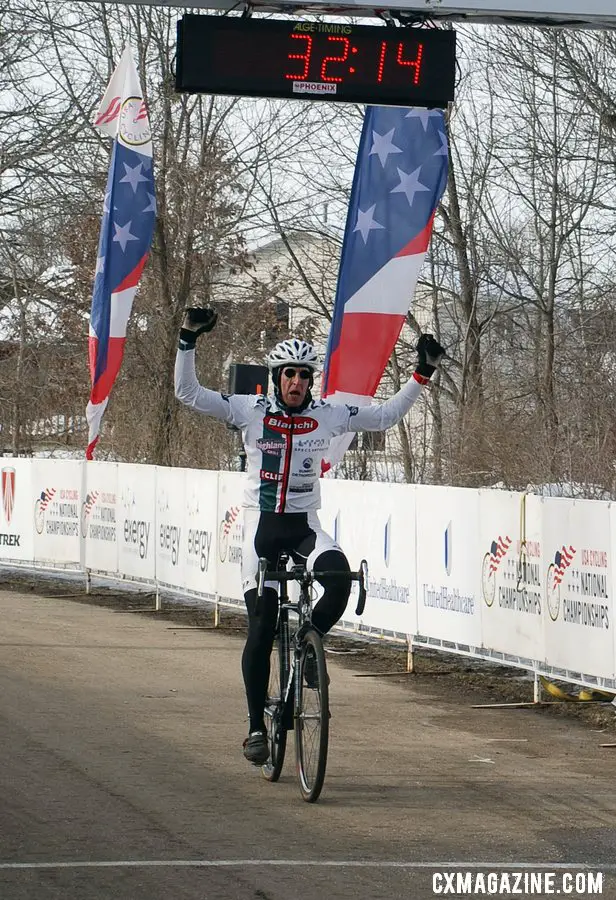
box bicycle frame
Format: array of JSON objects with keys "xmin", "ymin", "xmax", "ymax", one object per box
[{"xmin": 259, "ymin": 553, "xmax": 368, "ymax": 801}]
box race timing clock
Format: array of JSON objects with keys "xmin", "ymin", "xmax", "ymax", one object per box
[{"xmin": 176, "ymin": 15, "xmax": 456, "ymax": 108}]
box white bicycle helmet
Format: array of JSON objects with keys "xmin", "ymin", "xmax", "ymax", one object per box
[{"xmin": 265, "ymin": 338, "xmax": 319, "ymax": 372}]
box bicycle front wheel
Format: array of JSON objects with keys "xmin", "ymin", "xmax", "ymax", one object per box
[
  {"xmin": 295, "ymin": 628, "xmax": 329, "ymax": 803},
  {"xmin": 262, "ymin": 635, "xmax": 288, "ymax": 782}
]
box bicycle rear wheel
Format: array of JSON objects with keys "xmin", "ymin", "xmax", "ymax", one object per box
[
  {"xmin": 262, "ymin": 626, "xmax": 289, "ymax": 782},
  {"xmin": 295, "ymin": 628, "xmax": 329, "ymax": 802}
]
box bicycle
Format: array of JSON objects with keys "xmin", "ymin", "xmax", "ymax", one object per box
[{"xmin": 256, "ymin": 553, "xmax": 369, "ymax": 803}]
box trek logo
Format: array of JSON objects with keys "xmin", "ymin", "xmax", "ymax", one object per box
[
  {"xmin": 264, "ymin": 415, "xmax": 318, "ymax": 435},
  {"xmin": 260, "ymin": 470, "xmax": 283, "ymax": 482},
  {"xmin": 2, "ymin": 467, "xmax": 15, "ymax": 524}
]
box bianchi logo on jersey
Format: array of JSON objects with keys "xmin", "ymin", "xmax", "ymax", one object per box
[
  {"xmin": 264, "ymin": 414, "xmax": 318, "ymax": 434},
  {"xmin": 256, "ymin": 438, "xmax": 285, "ymax": 456}
]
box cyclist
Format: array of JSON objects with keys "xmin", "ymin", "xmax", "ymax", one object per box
[{"xmin": 175, "ymin": 307, "xmax": 445, "ymax": 765}]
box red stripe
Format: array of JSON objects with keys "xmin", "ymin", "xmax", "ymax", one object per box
[
  {"xmin": 394, "ymin": 213, "xmax": 436, "ymax": 258},
  {"xmin": 116, "ymin": 252, "xmax": 150, "ymax": 293},
  {"xmin": 86, "ymin": 435, "xmax": 99, "ymax": 461},
  {"xmin": 94, "ymin": 97, "xmax": 121, "ymax": 126},
  {"xmin": 277, "ymin": 418, "xmax": 293, "ymax": 513},
  {"xmin": 88, "ymin": 336, "xmax": 127, "ymax": 404},
  {"xmin": 325, "ymin": 312, "xmax": 405, "ymax": 397}
]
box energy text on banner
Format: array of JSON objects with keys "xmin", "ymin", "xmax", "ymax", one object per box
[
  {"xmin": 86, "ymin": 47, "xmax": 156, "ymax": 459},
  {"xmin": 321, "ymin": 106, "xmax": 448, "ymax": 471}
]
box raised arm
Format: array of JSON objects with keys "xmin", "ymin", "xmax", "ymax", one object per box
[
  {"xmin": 347, "ymin": 334, "xmax": 446, "ymax": 432},
  {"xmin": 174, "ymin": 307, "xmax": 233, "ymax": 422}
]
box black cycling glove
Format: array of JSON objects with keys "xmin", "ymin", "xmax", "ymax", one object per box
[
  {"xmin": 415, "ymin": 333, "xmax": 447, "ymax": 379},
  {"xmin": 178, "ymin": 307, "xmax": 218, "ymax": 350}
]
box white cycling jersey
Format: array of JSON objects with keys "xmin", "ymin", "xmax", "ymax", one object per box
[{"xmin": 175, "ymin": 348, "xmax": 426, "ymax": 513}]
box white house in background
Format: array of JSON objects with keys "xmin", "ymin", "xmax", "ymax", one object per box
[{"xmin": 218, "ymin": 229, "xmax": 438, "ymax": 482}]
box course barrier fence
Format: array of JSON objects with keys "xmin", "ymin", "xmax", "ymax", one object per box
[{"xmin": 1, "ymin": 457, "xmax": 614, "ymax": 693}]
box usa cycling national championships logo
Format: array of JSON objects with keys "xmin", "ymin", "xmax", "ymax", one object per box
[
  {"xmin": 34, "ymin": 488, "xmax": 56, "ymax": 535},
  {"xmin": 481, "ymin": 534, "xmax": 512, "ymax": 607},
  {"xmin": 120, "ymin": 97, "xmax": 151, "ymax": 147},
  {"xmin": 2, "ymin": 467, "xmax": 15, "ymax": 524},
  {"xmin": 81, "ymin": 492, "xmax": 99, "ymax": 538},
  {"xmin": 219, "ymin": 506, "xmax": 241, "ymax": 563},
  {"xmin": 546, "ymin": 545, "xmax": 575, "ymax": 621}
]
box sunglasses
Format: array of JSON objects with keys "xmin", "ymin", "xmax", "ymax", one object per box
[{"xmin": 282, "ymin": 367, "xmax": 312, "ymax": 380}]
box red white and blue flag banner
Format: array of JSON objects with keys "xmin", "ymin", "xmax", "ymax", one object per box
[
  {"xmin": 321, "ymin": 106, "xmax": 448, "ymax": 471},
  {"xmin": 86, "ymin": 47, "xmax": 156, "ymax": 459}
]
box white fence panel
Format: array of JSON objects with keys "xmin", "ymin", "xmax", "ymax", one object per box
[
  {"xmin": 216, "ymin": 472, "xmax": 245, "ymax": 602},
  {"xmin": 321, "ymin": 479, "xmax": 416, "ymax": 637},
  {"xmin": 83, "ymin": 461, "xmax": 119, "ymax": 574},
  {"xmin": 155, "ymin": 466, "xmax": 186, "ymax": 590},
  {"xmin": 0, "ymin": 458, "xmax": 34, "ymax": 562},
  {"xmin": 478, "ymin": 489, "xmax": 543, "ymax": 663},
  {"xmin": 542, "ymin": 496, "xmax": 613, "ymax": 680},
  {"xmin": 183, "ymin": 468, "xmax": 218, "ymax": 597},
  {"xmin": 117, "ymin": 463, "xmax": 156, "ymax": 581},
  {"xmin": 415, "ymin": 485, "xmax": 481, "ymax": 647},
  {"xmin": 32, "ymin": 459, "xmax": 82, "ymax": 565}
]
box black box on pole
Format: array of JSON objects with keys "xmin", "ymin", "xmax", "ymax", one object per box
[{"xmin": 228, "ymin": 363, "xmax": 269, "ymax": 396}]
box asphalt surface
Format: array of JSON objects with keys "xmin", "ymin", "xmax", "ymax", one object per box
[{"xmin": 1, "ymin": 588, "xmax": 616, "ymax": 899}]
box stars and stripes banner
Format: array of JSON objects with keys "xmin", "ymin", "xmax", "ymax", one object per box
[
  {"xmin": 86, "ymin": 47, "xmax": 156, "ymax": 459},
  {"xmin": 321, "ymin": 105, "xmax": 448, "ymax": 471}
]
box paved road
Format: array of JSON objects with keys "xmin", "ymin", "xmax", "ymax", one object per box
[{"xmin": 0, "ymin": 589, "xmax": 615, "ymax": 899}]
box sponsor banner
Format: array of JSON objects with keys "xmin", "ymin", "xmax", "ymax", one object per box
[
  {"xmin": 321, "ymin": 479, "xmax": 416, "ymax": 635},
  {"xmin": 0, "ymin": 457, "xmax": 34, "ymax": 561},
  {"xmin": 543, "ymin": 497, "xmax": 613, "ymax": 677},
  {"xmin": 83, "ymin": 461, "xmax": 119, "ymax": 574},
  {"xmin": 32, "ymin": 459, "xmax": 82, "ymax": 564},
  {"xmin": 478, "ymin": 489, "xmax": 543, "ymax": 661},
  {"xmin": 183, "ymin": 468, "xmax": 218, "ymax": 596},
  {"xmin": 155, "ymin": 466, "xmax": 186, "ymax": 590},
  {"xmin": 216, "ymin": 472, "xmax": 245, "ymax": 601},
  {"xmin": 415, "ymin": 485, "xmax": 481, "ymax": 646},
  {"xmin": 117, "ymin": 463, "xmax": 156, "ymax": 581}
]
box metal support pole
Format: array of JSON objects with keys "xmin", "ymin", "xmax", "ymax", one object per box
[
  {"xmin": 533, "ymin": 671, "xmax": 540, "ymax": 703},
  {"xmin": 406, "ymin": 636, "xmax": 415, "ymax": 673},
  {"xmin": 85, "ymin": 568, "xmax": 91, "ymax": 595},
  {"xmin": 155, "ymin": 584, "xmax": 161, "ymax": 612},
  {"xmin": 214, "ymin": 596, "xmax": 220, "ymax": 628}
]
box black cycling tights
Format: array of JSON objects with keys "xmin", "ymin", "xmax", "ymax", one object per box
[{"xmin": 242, "ymin": 549, "xmax": 351, "ymax": 734}]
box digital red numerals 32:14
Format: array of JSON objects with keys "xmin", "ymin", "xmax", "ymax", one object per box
[{"xmin": 284, "ymin": 35, "xmax": 424, "ymax": 85}]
